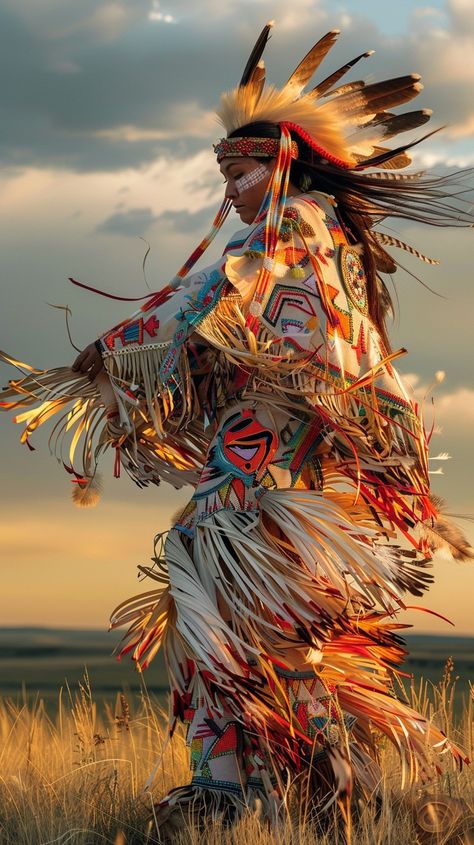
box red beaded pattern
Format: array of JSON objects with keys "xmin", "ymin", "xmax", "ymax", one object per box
[
  {"xmin": 214, "ymin": 136, "xmax": 299, "ymax": 162},
  {"xmin": 280, "ymin": 122, "xmax": 354, "ymax": 170}
]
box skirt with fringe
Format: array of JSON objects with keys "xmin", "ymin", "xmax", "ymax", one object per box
[{"xmin": 110, "ymin": 400, "xmax": 466, "ymax": 822}]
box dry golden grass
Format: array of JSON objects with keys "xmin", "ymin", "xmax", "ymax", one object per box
[{"xmin": 0, "ymin": 666, "xmax": 473, "ymax": 845}]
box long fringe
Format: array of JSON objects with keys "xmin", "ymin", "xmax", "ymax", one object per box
[
  {"xmin": 111, "ymin": 500, "xmax": 467, "ymax": 786},
  {"xmin": 0, "ymin": 350, "xmax": 208, "ymax": 497}
]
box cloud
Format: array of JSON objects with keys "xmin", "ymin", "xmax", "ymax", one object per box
[
  {"xmin": 157, "ymin": 204, "xmax": 217, "ymax": 233},
  {"xmin": 2, "ymin": 1, "xmax": 474, "ymax": 633},
  {"xmin": 396, "ymin": 372, "xmax": 474, "ymax": 433},
  {"xmin": 96, "ymin": 206, "xmax": 159, "ymax": 236},
  {"xmin": 393, "ymin": 372, "xmax": 474, "ymax": 503},
  {"xmin": 436, "ymin": 388, "xmax": 474, "ymax": 427},
  {"xmin": 148, "ymin": 0, "xmax": 176, "ymax": 24},
  {"xmin": 1, "ymin": 0, "xmax": 473, "ymax": 172},
  {"xmin": 413, "ymin": 6, "xmax": 445, "ymax": 19}
]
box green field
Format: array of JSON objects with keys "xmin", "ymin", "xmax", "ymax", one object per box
[{"xmin": 0, "ymin": 627, "xmax": 472, "ymax": 711}]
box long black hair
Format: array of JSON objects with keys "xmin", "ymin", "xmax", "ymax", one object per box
[{"xmin": 228, "ymin": 121, "xmax": 473, "ymax": 350}]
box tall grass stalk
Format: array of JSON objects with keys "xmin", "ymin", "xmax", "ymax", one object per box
[{"xmin": 0, "ymin": 665, "xmax": 472, "ymax": 844}]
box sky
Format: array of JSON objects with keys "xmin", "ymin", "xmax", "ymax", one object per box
[{"xmin": 0, "ymin": 0, "xmax": 473, "ymax": 636}]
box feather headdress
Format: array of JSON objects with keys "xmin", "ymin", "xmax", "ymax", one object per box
[
  {"xmin": 215, "ymin": 23, "xmax": 431, "ymax": 171},
  {"xmin": 132, "ymin": 23, "xmax": 444, "ymax": 329}
]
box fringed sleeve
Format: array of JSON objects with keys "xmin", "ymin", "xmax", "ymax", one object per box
[{"xmin": 0, "ymin": 255, "xmax": 233, "ymax": 500}]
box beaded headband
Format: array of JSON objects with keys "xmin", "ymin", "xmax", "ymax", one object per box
[{"xmin": 214, "ymin": 135, "xmax": 299, "ymax": 163}]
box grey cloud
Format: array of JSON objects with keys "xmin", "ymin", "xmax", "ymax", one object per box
[
  {"xmin": 0, "ymin": 1, "xmax": 474, "ymax": 172},
  {"xmin": 0, "ymin": 119, "xmax": 204, "ymax": 171},
  {"xmin": 95, "ymin": 206, "xmax": 158, "ymax": 236},
  {"xmin": 157, "ymin": 204, "xmax": 217, "ymax": 233}
]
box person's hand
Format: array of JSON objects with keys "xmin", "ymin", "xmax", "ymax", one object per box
[{"xmin": 72, "ymin": 342, "xmax": 104, "ymax": 379}]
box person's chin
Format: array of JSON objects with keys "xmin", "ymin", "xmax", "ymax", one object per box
[{"xmin": 236, "ymin": 207, "xmax": 254, "ymax": 225}]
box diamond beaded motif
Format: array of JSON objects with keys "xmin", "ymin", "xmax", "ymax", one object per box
[{"xmin": 339, "ymin": 244, "xmax": 368, "ymax": 315}]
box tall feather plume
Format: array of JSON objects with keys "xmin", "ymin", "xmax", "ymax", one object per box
[
  {"xmin": 361, "ymin": 78, "xmax": 424, "ymax": 116},
  {"xmin": 348, "ymin": 112, "xmax": 432, "ymax": 161},
  {"xmin": 284, "ymin": 29, "xmax": 340, "ymax": 97},
  {"xmin": 239, "ymin": 21, "xmax": 273, "ymax": 87},
  {"xmin": 246, "ymin": 60, "xmax": 266, "ymax": 104},
  {"xmin": 324, "ymin": 79, "xmax": 366, "ymax": 99},
  {"xmin": 358, "ymin": 109, "xmax": 432, "ymax": 142},
  {"xmin": 335, "ymin": 75, "xmax": 423, "ymax": 119},
  {"xmin": 313, "ymin": 50, "xmax": 374, "ymax": 98}
]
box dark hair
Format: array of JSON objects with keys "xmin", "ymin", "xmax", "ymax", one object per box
[{"xmin": 228, "ymin": 122, "xmax": 474, "ymax": 350}]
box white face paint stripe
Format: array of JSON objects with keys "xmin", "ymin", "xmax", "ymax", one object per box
[{"xmin": 235, "ymin": 164, "xmax": 269, "ymax": 195}]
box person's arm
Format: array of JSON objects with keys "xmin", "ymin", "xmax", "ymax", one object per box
[{"xmin": 0, "ymin": 255, "xmax": 229, "ymax": 501}]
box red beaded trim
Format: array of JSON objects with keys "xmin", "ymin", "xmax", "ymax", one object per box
[
  {"xmin": 214, "ymin": 136, "xmax": 299, "ymax": 162},
  {"xmin": 280, "ymin": 122, "xmax": 354, "ymax": 170}
]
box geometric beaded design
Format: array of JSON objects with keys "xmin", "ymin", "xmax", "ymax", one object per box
[{"xmin": 339, "ymin": 244, "xmax": 369, "ymax": 315}]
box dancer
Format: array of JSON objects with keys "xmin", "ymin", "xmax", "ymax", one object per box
[{"xmin": 1, "ymin": 23, "xmax": 472, "ymax": 836}]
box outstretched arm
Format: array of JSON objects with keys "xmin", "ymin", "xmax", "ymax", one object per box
[{"xmin": 0, "ymin": 255, "xmax": 229, "ymax": 501}]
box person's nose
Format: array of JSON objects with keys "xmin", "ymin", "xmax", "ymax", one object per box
[{"xmin": 224, "ymin": 180, "xmax": 238, "ymax": 200}]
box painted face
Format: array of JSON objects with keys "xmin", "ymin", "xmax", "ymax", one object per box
[{"xmin": 220, "ymin": 157, "xmax": 273, "ymax": 225}]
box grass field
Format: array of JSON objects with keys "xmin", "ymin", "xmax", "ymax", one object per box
[
  {"xmin": 0, "ymin": 630, "xmax": 473, "ymax": 844},
  {"xmin": 1, "ymin": 628, "xmax": 473, "ymax": 711}
]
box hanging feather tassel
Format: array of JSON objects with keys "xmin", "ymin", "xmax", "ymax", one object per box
[
  {"xmin": 369, "ymin": 238, "xmax": 398, "ymax": 274},
  {"xmin": 376, "ymin": 275, "xmax": 395, "ymax": 317},
  {"xmin": 374, "ymin": 232, "xmax": 439, "ymax": 265},
  {"xmin": 71, "ymin": 474, "xmax": 103, "ymax": 507},
  {"xmin": 422, "ymin": 495, "xmax": 474, "ymax": 561},
  {"xmin": 368, "ymin": 169, "xmax": 426, "ymax": 181}
]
